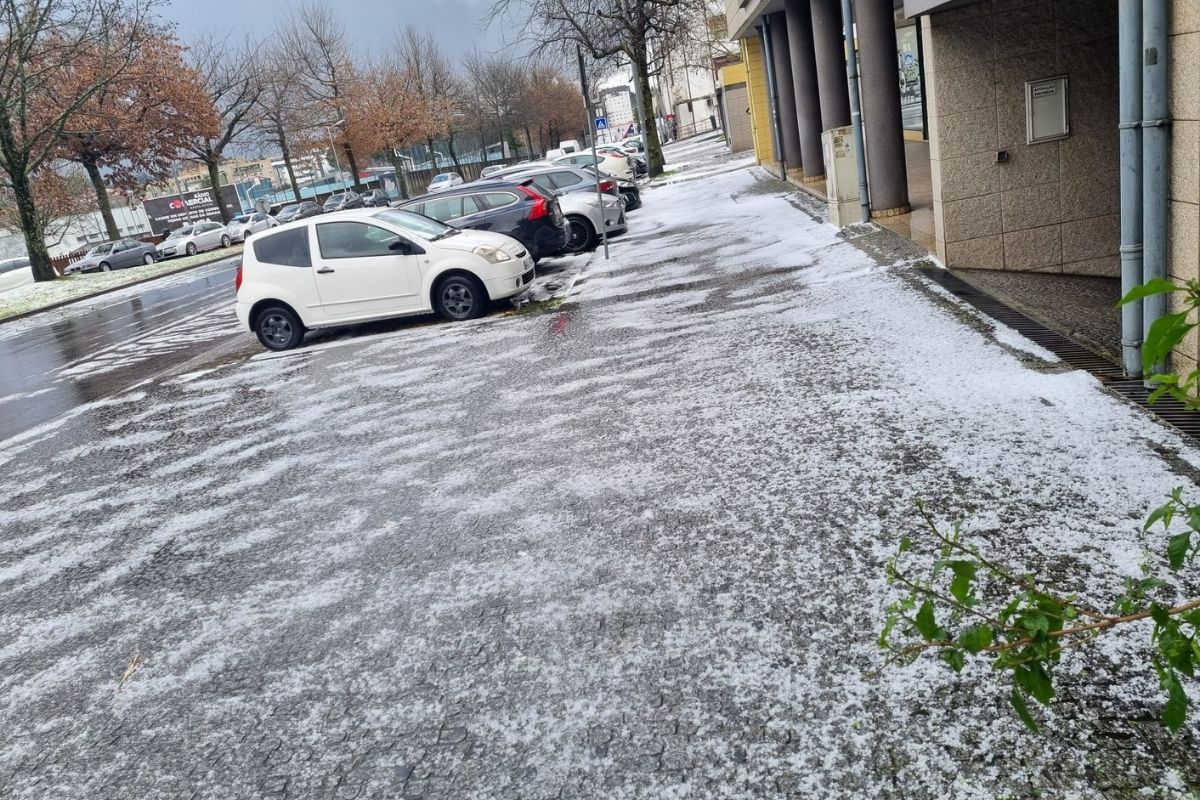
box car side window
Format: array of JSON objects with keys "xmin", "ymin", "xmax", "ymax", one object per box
[
  {"xmin": 422, "ymin": 196, "xmax": 463, "ymax": 221},
  {"xmin": 253, "ymin": 227, "xmax": 312, "ymax": 268},
  {"xmin": 479, "ymin": 191, "xmax": 519, "ymax": 209},
  {"xmin": 548, "ymin": 171, "xmax": 580, "ymax": 189},
  {"xmin": 316, "ymin": 222, "xmax": 407, "ymax": 259}
]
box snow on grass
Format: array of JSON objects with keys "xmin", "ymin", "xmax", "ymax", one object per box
[
  {"xmin": 0, "ymin": 158, "xmax": 1197, "ymax": 797},
  {"xmin": 0, "ymin": 246, "xmax": 241, "ymax": 321}
]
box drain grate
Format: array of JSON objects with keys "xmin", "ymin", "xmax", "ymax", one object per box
[{"xmin": 918, "ymin": 266, "xmax": 1200, "ymax": 443}]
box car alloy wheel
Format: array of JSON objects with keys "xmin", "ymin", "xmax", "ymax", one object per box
[
  {"xmin": 436, "ymin": 275, "xmax": 486, "ymax": 321},
  {"xmin": 564, "ymin": 216, "xmax": 594, "ymax": 253},
  {"xmin": 255, "ymin": 307, "xmax": 303, "ymax": 351},
  {"xmin": 186, "ymin": 243, "xmax": 197, "ymax": 256},
  {"xmin": 143, "ymin": 253, "xmax": 155, "ymax": 265},
  {"xmin": 221, "ymin": 235, "xmax": 230, "ymax": 247},
  {"xmin": 99, "ymin": 262, "xmax": 110, "ymax": 272}
]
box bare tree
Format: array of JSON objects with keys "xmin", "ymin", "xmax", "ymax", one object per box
[
  {"xmin": 464, "ymin": 51, "xmax": 526, "ymax": 159},
  {"xmin": 0, "ymin": 0, "xmax": 159, "ymax": 281},
  {"xmin": 182, "ymin": 35, "xmax": 264, "ymax": 223},
  {"xmin": 255, "ymin": 47, "xmax": 316, "ymax": 203},
  {"xmin": 489, "ymin": 0, "xmax": 709, "ymax": 176},
  {"xmin": 395, "ymin": 26, "xmax": 463, "ymax": 172},
  {"xmin": 282, "ymin": 2, "xmax": 364, "ymax": 189}
]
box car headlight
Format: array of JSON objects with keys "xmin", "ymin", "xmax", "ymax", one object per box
[{"xmin": 472, "ymin": 245, "xmax": 512, "ymax": 264}]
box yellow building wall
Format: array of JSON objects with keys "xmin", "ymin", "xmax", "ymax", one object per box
[{"xmin": 740, "ymin": 36, "xmax": 774, "ymax": 167}]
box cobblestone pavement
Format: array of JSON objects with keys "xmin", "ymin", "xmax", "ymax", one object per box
[{"xmin": 1, "ymin": 143, "xmax": 1198, "ymax": 798}]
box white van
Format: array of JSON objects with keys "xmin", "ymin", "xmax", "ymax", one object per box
[{"xmin": 558, "ymin": 140, "xmax": 580, "ymax": 154}]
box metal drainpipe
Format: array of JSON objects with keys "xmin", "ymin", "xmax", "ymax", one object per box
[
  {"xmin": 759, "ymin": 19, "xmax": 787, "ymax": 177},
  {"xmin": 1119, "ymin": 0, "xmax": 1143, "ymax": 377},
  {"xmin": 839, "ymin": 0, "xmax": 871, "ymax": 222},
  {"xmin": 1142, "ymin": 0, "xmax": 1169, "ymax": 376}
]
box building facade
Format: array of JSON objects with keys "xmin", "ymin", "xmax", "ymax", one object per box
[{"xmin": 725, "ymin": 0, "xmax": 1200, "ymax": 376}]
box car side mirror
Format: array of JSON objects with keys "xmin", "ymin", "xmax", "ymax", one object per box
[{"xmin": 389, "ymin": 240, "xmax": 415, "ymax": 255}]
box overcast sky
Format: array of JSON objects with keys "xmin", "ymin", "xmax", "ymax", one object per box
[{"xmin": 160, "ymin": 0, "xmax": 520, "ymax": 62}]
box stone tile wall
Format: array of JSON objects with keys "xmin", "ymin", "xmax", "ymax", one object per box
[
  {"xmin": 1169, "ymin": 2, "xmax": 1200, "ymax": 370},
  {"xmin": 924, "ymin": 0, "xmax": 1119, "ymax": 276}
]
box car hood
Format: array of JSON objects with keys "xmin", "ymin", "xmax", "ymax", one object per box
[{"xmin": 436, "ymin": 229, "xmax": 525, "ymax": 255}]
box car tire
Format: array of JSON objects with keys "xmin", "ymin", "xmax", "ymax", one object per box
[
  {"xmin": 254, "ymin": 305, "xmax": 305, "ymax": 351},
  {"xmin": 563, "ymin": 215, "xmax": 596, "ymax": 254},
  {"xmin": 99, "ymin": 261, "xmax": 111, "ymax": 272},
  {"xmin": 221, "ymin": 234, "xmax": 231, "ymax": 247},
  {"xmin": 434, "ymin": 274, "xmax": 488, "ymax": 321},
  {"xmin": 186, "ymin": 243, "xmax": 197, "ymax": 256},
  {"xmin": 143, "ymin": 253, "xmax": 155, "ymax": 265}
]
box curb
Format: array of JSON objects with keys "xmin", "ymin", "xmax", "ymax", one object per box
[{"xmin": 0, "ymin": 250, "xmax": 241, "ymax": 326}]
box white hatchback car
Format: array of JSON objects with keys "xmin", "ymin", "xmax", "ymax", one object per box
[
  {"xmin": 235, "ymin": 208, "xmax": 536, "ymax": 351},
  {"xmin": 426, "ymin": 172, "xmax": 464, "ymax": 193}
]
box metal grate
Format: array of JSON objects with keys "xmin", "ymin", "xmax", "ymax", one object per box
[{"xmin": 918, "ymin": 266, "xmax": 1200, "ymax": 442}]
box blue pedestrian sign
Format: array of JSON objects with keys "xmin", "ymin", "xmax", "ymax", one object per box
[{"xmin": 594, "ymin": 116, "xmax": 608, "ymax": 131}]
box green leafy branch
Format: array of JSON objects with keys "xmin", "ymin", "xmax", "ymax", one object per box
[
  {"xmin": 1120, "ymin": 277, "xmax": 1200, "ymax": 406},
  {"xmin": 879, "ymin": 499, "xmax": 1200, "ymax": 732}
]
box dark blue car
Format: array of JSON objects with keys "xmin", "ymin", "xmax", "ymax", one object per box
[{"xmin": 394, "ymin": 180, "xmax": 569, "ymax": 262}]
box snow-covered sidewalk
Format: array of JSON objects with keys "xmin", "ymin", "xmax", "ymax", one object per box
[{"xmin": 0, "ymin": 160, "xmax": 1197, "ymax": 798}]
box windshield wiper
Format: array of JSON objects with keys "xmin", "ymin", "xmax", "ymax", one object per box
[{"xmin": 430, "ymin": 228, "xmax": 461, "ymax": 241}]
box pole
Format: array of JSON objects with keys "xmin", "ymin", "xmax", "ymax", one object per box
[
  {"xmin": 839, "ymin": 0, "xmax": 871, "ymax": 222},
  {"xmin": 759, "ymin": 19, "xmax": 785, "ymax": 177},
  {"xmin": 1142, "ymin": 0, "xmax": 1169, "ymax": 376},
  {"xmin": 1119, "ymin": 0, "xmax": 1144, "ymax": 377},
  {"xmin": 577, "ymin": 46, "xmax": 609, "ymax": 260}
]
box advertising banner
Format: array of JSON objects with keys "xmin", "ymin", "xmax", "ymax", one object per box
[{"xmin": 142, "ymin": 186, "xmax": 240, "ymax": 235}]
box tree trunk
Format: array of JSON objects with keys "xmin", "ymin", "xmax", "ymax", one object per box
[
  {"xmin": 82, "ymin": 155, "xmax": 120, "ymax": 240},
  {"xmin": 446, "ymin": 135, "xmax": 463, "ymax": 172},
  {"xmin": 277, "ymin": 126, "xmax": 302, "ymax": 202},
  {"xmin": 537, "ymin": 126, "xmax": 545, "ymax": 158},
  {"xmin": 632, "ymin": 46, "xmax": 664, "ymax": 177},
  {"xmin": 11, "ymin": 166, "xmax": 54, "ymax": 282},
  {"xmin": 524, "ymin": 126, "xmax": 534, "ymax": 159},
  {"xmin": 387, "ymin": 152, "xmax": 410, "ymax": 200},
  {"xmin": 206, "ymin": 158, "xmax": 232, "ymax": 223},
  {"xmin": 343, "ymin": 144, "xmax": 363, "ymax": 190}
]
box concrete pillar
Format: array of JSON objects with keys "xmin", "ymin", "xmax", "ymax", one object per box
[
  {"xmin": 784, "ymin": 0, "xmax": 825, "ymax": 180},
  {"xmin": 809, "ymin": 0, "xmax": 851, "ymax": 131},
  {"xmin": 855, "ymin": 0, "xmax": 909, "ymax": 213},
  {"xmin": 767, "ymin": 13, "xmax": 803, "ymax": 171}
]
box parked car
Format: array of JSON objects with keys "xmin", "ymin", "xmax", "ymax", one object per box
[
  {"xmin": 427, "ymin": 172, "xmax": 464, "ymax": 193},
  {"xmin": 227, "ymin": 212, "xmax": 279, "ymax": 243},
  {"xmin": 396, "ymin": 180, "xmax": 569, "ymax": 262},
  {"xmin": 597, "ymin": 145, "xmax": 648, "ymax": 178},
  {"xmin": 156, "ymin": 221, "xmax": 230, "ymax": 259},
  {"xmin": 360, "ymin": 189, "xmax": 391, "ymax": 207},
  {"xmin": 557, "ymin": 192, "xmax": 626, "ymax": 254},
  {"xmin": 552, "ymin": 151, "xmax": 635, "ymax": 180},
  {"xmin": 235, "ymin": 209, "xmax": 535, "ymax": 351},
  {"xmin": 505, "ymin": 165, "xmax": 641, "ymax": 212},
  {"xmin": 479, "ymin": 165, "xmax": 506, "ymax": 179},
  {"xmin": 275, "ymin": 201, "xmax": 324, "ymax": 224},
  {"xmin": 323, "ymin": 191, "xmax": 364, "ymax": 212},
  {"xmin": 66, "ymin": 239, "xmax": 159, "ymax": 273},
  {"xmin": 0, "ymin": 257, "xmax": 32, "ymax": 292}
]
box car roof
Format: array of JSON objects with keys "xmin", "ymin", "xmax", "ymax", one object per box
[{"xmin": 399, "ymin": 181, "xmax": 528, "ymax": 204}]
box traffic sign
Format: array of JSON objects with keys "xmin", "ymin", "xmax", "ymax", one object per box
[{"xmin": 594, "ymin": 116, "xmax": 608, "ymax": 131}]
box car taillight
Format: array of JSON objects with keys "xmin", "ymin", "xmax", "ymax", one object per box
[
  {"xmin": 517, "ymin": 185, "xmax": 548, "ymax": 220},
  {"xmin": 234, "ymin": 263, "xmax": 243, "ymax": 293},
  {"xmin": 599, "ymin": 180, "xmax": 616, "ymax": 193}
]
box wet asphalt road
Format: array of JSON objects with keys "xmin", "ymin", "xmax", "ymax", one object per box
[
  {"xmin": 2, "ymin": 143, "xmax": 1198, "ymax": 797},
  {"xmin": 0, "ymin": 257, "xmax": 248, "ymax": 443}
]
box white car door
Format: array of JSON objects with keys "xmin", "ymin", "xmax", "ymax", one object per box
[
  {"xmin": 202, "ymin": 222, "xmax": 222, "ymax": 249},
  {"xmin": 311, "ymin": 220, "xmax": 425, "ymax": 319}
]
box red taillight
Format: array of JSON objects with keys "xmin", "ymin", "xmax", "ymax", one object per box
[
  {"xmin": 599, "ymin": 180, "xmax": 616, "ymax": 193},
  {"xmin": 234, "ymin": 263, "xmax": 243, "ymax": 293},
  {"xmin": 517, "ymin": 185, "xmax": 548, "ymax": 220}
]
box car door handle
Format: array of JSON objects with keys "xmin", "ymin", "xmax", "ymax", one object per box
[{"xmin": 317, "ymin": 267, "xmax": 335, "ymax": 274}]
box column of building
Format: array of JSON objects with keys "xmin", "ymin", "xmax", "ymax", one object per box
[{"xmin": 750, "ymin": 0, "xmax": 909, "ymax": 215}]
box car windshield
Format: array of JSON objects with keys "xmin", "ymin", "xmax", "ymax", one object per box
[
  {"xmin": 280, "ymin": 205, "xmax": 299, "ymax": 216},
  {"xmin": 167, "ymin": 227, "xmax": 193, "ymax": 238},
  {"xmin": 233, "ymin": 214, "xmax": 252, "ymax": 224},
  {"xmin": 87, "ymin": 243, "xmax": 113, "ymax": 255},
  {"xmin": 432, "ymin": 174, "xmax": 451, "ymax": 183},
  {"xmin": 372, "ymin": 208, "xmax": 457, "ymax": 240}
]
